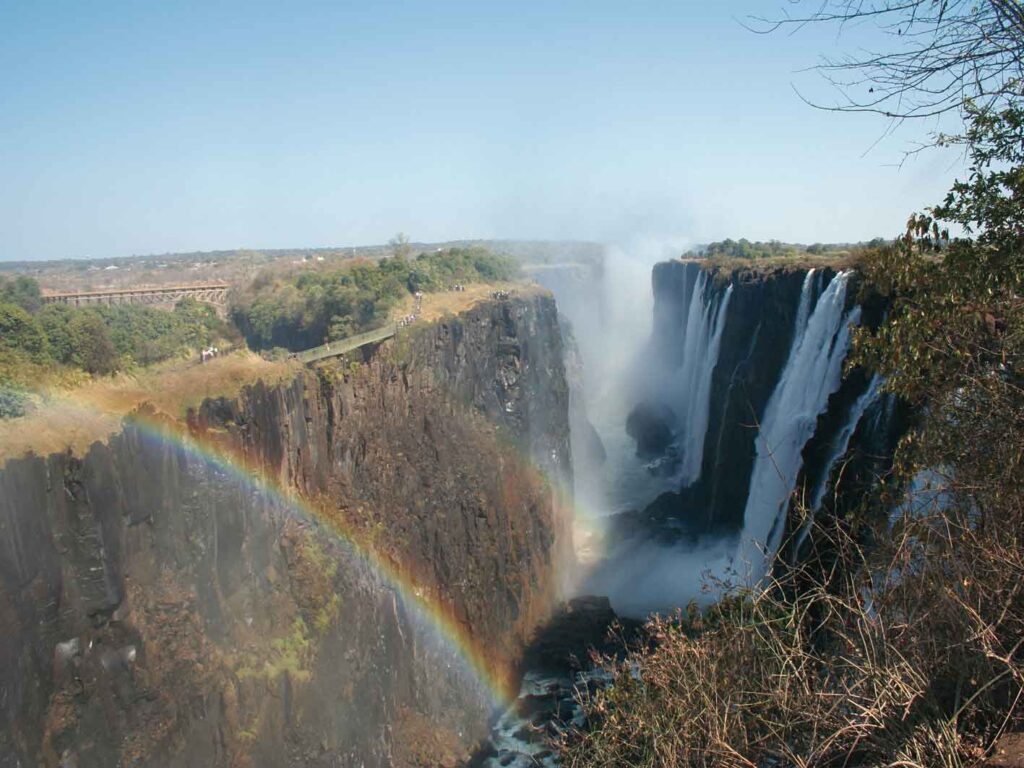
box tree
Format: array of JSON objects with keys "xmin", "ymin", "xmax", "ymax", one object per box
[
  {"xmin": 230, "ymin": 247, "xmax": 517, "ymax": 351},
  {"xmin": 389, "ymin": 232, "xmax": 412, "ymax": 260},
  {"xmin": 68, "ymin": 313, "xmax": 118, "ymax": 375},
  {"xmin": 0, "ymin": 275, "xmax": 43, "ymax": 313},
  {"xmin": 852, "ymin": 102, "xmax": 1024, "ymax": 463},
  {"xmin": 173, "ymin": 297, "xmax": 220, "ymax": 349},
  {"xmin": 36, "ymin": 304, "xmax": 76, "ymax": 365},
  {"xmin": 757, "ymin": 1, "xmax": 1024, "ymax": 124},
  {"xmin": 0, "ymin": 302, "xmax": 49, "ymax": 360},
  {"xmin": 0, "ymin": 389, "xmax": 30, "ymax": 419}
]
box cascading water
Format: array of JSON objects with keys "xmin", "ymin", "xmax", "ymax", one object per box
[
  {"xmin": 809, "ymin": 374, "xmax": 882, "ymax": 513},
  {"xmin": 670, "ymin": 272, "xmax": 734, "ymax": 485},
  {"xmin": 790, "ymin": 374, "xmax": 882, "ymax": 558},
  {"xmin": 560, "ymin": 258, "xmax": 897, "ymax": 618},
  {"xmin": 735, "ymin": 270, "xmax": 862, "ymax": 581}
]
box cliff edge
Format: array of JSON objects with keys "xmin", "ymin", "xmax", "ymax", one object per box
[{"xmin": 0, "ymin": 294, "xmax": 572, "ymax": 768}]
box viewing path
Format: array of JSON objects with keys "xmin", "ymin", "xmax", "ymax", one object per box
[
  {"xmin": 290, "ymin": 324, "xmax": 398, "ymax": 365},
  {"xmin": 289, "ymin": 282, "xmax": 526, "ymax": 365}
]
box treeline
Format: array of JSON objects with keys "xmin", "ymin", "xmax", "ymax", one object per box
[
  {"xmin": 687, "ymin": 237, "xmax": 886, "ymax": 260},
  {"xmin": 0, "ymin": 275, "xmax": 231, "ymax": 416},
  {"xmin": 230, "ymin": 247, "xmax": 519, "ymax": 351}
]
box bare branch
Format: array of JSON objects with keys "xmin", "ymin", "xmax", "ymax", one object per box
[{"xmin": 754, "ymin": 1, "xmax": 1024, "ymax": 125}]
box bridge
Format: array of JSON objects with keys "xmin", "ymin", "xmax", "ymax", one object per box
[
  {"xmin": 290, "ymin": 324, "xmax": 398, "ymax": 365},
  {"xmin": 41, "ymin": 283, "xmax": 231, "ymax": 311}
]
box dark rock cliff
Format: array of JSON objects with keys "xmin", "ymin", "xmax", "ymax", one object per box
[
  {"xmin": 0, "ymin": 294, "xmax": 572, "ymax": 768},
  {"xmin": 631, "ymin": 260, "xmax": 901, "ymax": 538}
]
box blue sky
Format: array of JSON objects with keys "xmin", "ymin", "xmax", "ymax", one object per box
[{"xmin": 0, "ymin": 1, "xmax": 964, "ymax": 261}]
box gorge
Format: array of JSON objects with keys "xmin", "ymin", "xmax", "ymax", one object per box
[
  {"xmin": 0, "ymin": 294, "xmax": 572, "ymax": 767},
  {"xmin": 0, "ymin": 252, "xmax": 903, "ymax": 767},
  {"xmin": 537, "ymin": 256, "xmax": 902, "ymax": 617}
]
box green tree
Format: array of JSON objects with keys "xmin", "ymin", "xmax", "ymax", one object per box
[
  {"xmin": 68, "ymin": 312, "xmax": 118, "ymax": 375},
  {"xmin": 0, "ymin": 389, "xmax": 30, "ymax": 419},
  {"xmin": 851, "ymin": 103, "xmax": 1024, "ymax": 515},
  {"xmin": 230, "ymin": 246, "xmax": 518, "ymax": 351},
  {"xmin": 0, "ymin": 275, "xmax": 43, "ymax": 313},
  {"xmin": 37, "ymin": 304, "xmax": 76, "ymax": 365},
  {"xmin": 0, "ymin": 302, "xmax": 49, "ymax": 360},
  {"xmin": 173, "ymin": 297, "xmax": 220, "ymax": 349}
]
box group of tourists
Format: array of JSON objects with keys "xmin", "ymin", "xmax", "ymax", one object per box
[
  {"xmin": 397, "ymin": 291, "xmax": 424, "ymax": 327},
  {"xmin": 490, "ymin": 289, "xmax": 514, "ymax": 300},
  {"xmin": 449, "ymin": 283, "xmax": 467, "ymax": 292},
  {"xmin": 199, "ymin": 346, "xmax": 221, "ymax": 363}
]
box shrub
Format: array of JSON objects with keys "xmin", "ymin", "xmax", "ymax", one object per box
[
  {"xmin": 0, "ymin": 302, "xmax": 49, "ymax": 361},
  {"xmin": 564, "ymin": 502, "xmax": 1023, "ymax": 767},
  {"xmin": 0, "ymin": 388, "xmax": 31, "ymax": 419}
]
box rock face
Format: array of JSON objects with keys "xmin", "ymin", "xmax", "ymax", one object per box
[
  {"xmin": 560, "ymin": 328, "xmax": 606, "ymax": 475},
  {"xmin": 0, "ymin": 295, "xmax": 572, "ymax": 768},
  {"xmin": 633, "ymin": 261, "xmax": 902, "ymax": 538},
  {"xmin": 625, "ymin": 402, "xmax": 676, "ymax": 460}
]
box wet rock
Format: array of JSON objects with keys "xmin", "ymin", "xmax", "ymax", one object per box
[
  {"xmin": 644, "ymin": 260, "xmax": 904, "ymax": 539},
  {"xmin": 625, "ymin": 401, "xmax": 676, "ymax": 459},
  {"xmin": 474, "ymin": 597, "xmax": 640, "ymax": 768}
]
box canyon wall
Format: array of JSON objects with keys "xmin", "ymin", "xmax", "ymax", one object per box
[
  {"xmin": 0, "ymin": 295, "xmax": 571, "ymax": 768},
  {"xmin": 626, "ymin": 260, "xmax": 902, "ymax": 557}
]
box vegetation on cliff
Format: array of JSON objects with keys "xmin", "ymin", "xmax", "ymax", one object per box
[
  {"xmin": 0, "ymin": 247, "xmax": 520, "ymax": 420},
  {"xmin": 229, "ymin": 246, "xmax": 520, "ymax": 351},
  {"xmin": 685, "ymin": 238, "xmax": 883, "ymax": 262},
  {"xmin": 0, "ymin": 280, "xmax": 233, "ymax": 417}
]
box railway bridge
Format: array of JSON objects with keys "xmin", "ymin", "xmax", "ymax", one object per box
[{"xmin": 41, "ymin": 283, "xmax": 231, "ymax": 312}]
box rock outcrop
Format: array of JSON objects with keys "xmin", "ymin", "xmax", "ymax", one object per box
[
  {"xmin": 625, "ymin": 401, "xmax": 676, "ymax": 460},
  {"xmin": 0, "ymin": 295, "xmax": 572, "ymax": 768}
]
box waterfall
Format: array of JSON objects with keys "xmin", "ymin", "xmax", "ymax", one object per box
[
  {"xmin": 671, "ymin": 272, "xmax": 734, "ymax": 485},
  {"xmin": 789, "ymin": 374, "xmax": 882, "ymax": 559},
  {"xmin": 809, "ymin": 374, "xmax": 882, "ymax": 513},
  {"xmin": 736, "ymin": 270, "xmax": 861, "ymax": 581},
  {"xmin": 792, "ymin": 269, "xmax": 817, "ymax": 344}
]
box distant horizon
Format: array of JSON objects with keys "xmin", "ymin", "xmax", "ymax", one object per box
[
  {"xmin": 0, "ymin": 233, "xmax": 891, "ymax": 268},
  {"xmin": 2, "ymin": 1, "xmax": 961, "ymax": 262}
]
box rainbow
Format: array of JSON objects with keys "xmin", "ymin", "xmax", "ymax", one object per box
[{"xmin": 6, "ymin": 392, "xmax": 523, "ymax": 710}]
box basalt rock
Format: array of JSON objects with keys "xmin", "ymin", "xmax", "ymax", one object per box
[
  {"xmin": 625, "ymin": 401, "xmax": 676, "ymax": 460},
  {"xmin": 634, "ymin": 261, "xmax": 904, "ymax": 539},
  {"xmin": 0, "ymin": 294, "xmax": 572, "ymax": 768}
]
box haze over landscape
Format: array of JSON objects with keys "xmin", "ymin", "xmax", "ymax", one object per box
[{"xmin": 2, "ymin": 0, "xmax": 959, "ymax": 262}]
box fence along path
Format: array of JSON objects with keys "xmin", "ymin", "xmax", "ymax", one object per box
[{"xmin": 290, "ymin": 324, "xmax": 397, "ymax": 364}]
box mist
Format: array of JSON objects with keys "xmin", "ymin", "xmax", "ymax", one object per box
[
  {"xmin": 532, "ymin": 234, "xmax": 756, "ymax": 618},
  {"xmin": 582, "ymin": 535, "xmax": 740, "ymax": 618}
]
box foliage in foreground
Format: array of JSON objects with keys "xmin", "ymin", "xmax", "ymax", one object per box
[
  {"xmin": 229, "ymin": 246, "xmax": 519, "ymax": 351},
  {"xmin": 565, "ymin": 500, "xmax": 1024, "ymax": 767},
  {"xmin": 566, "ymin": 106, "xmax": 1024, "ymax": 768}
]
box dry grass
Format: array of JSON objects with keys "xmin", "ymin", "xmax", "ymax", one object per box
[
  {"xmin": 563, "ymin": 493, "xmax": 1024, "ymax": 768},
  {"xmin": 0, "ymin": 351, "xmax": 296, "ymax": 464},
  {"xmin": 389, "ymin": 282, "xmax": 548, "ymax": 324}
]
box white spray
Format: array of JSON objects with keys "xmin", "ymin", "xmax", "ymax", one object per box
[
  {"xmin": 809, "ymin": 374, "xmax": 882, "ymax": 513},
  {"xmin": 735, "ymin": 270, "xmax": 861, "ymax": 581},
  {"xmin": 669, "ymin": 272, "xmax": 734, "ymax": 485}
]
